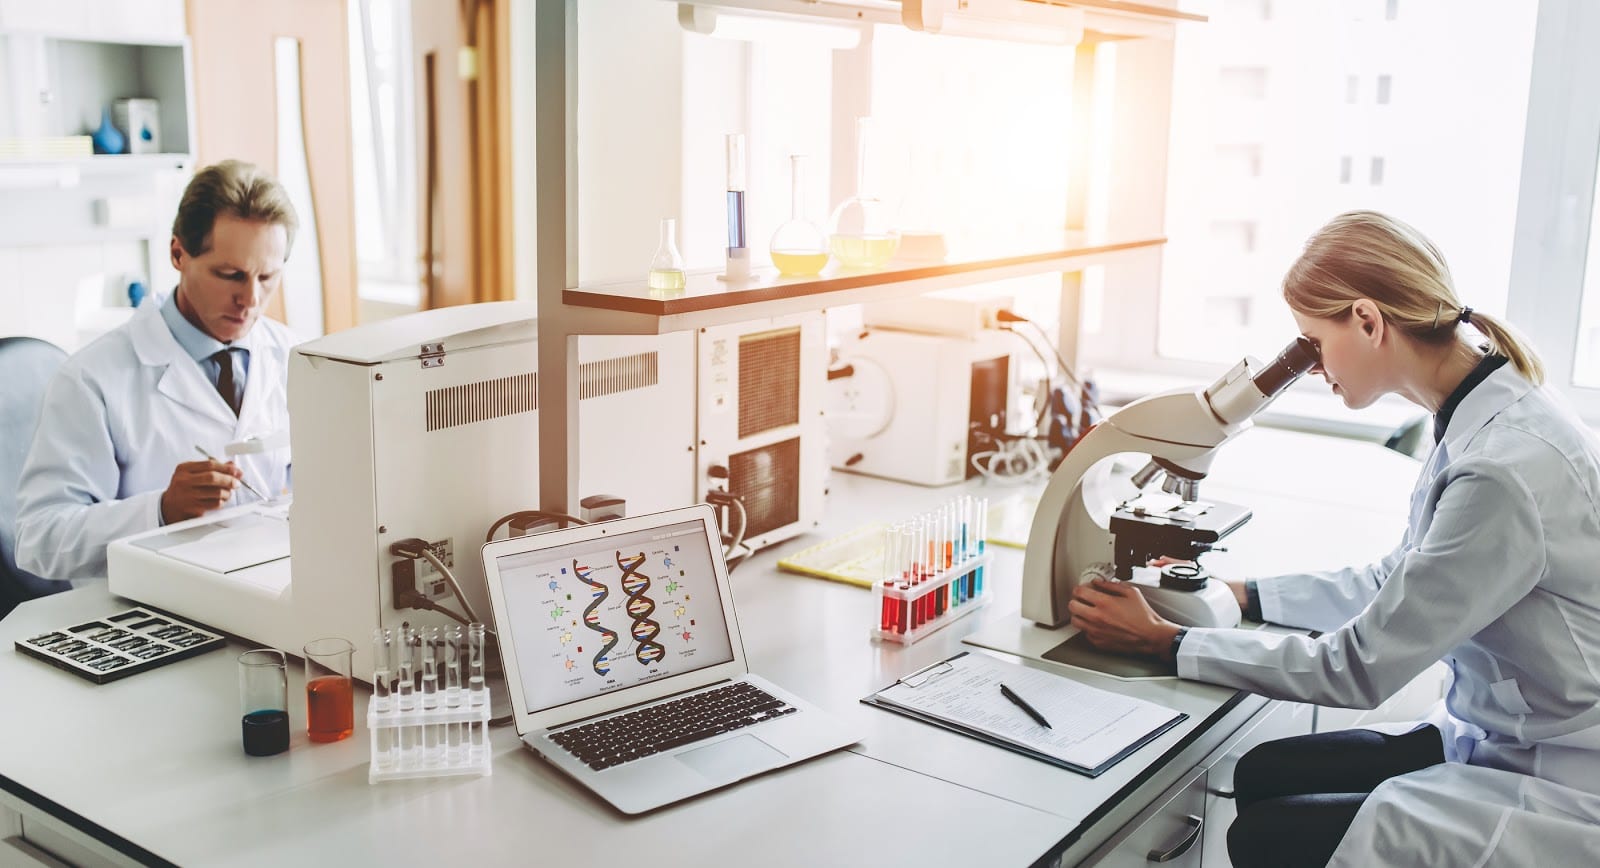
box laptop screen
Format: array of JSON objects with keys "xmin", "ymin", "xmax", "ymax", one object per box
[{"xmin": 492, "ymin": 517, "xmax": 737, "ymax": 716}]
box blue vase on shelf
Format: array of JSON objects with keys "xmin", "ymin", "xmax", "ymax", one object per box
[{"xmin": 91, "ymin": 107, "xmax": 126, "ymax": 155}]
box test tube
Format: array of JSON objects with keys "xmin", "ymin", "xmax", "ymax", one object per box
[
  {"xmin": 902, "ymin": 525, "xmax": 915, "ymax": 634},
  {"xmin": 468, "ymin": 623, "xmax": 487, "ymax": 759},
  {"xmin": 444, "ymin": 625, "xmax": 464, "ymax": 764},
  {"xmin": 396, "ymin": 626, "xmax": 418, "ymax": 765},
  {"xmin": 421, "ymin": 626, "xmax": 442, "ymax": 765},
  {"xmin": 372, "ymin": 628, "xmax": 396, "ymax": 769},
  {"xmin": 881, "ymin": 525, "xmax": 897, "ymax": 634},
  {"xmin": 977, "ymin": 498, "xmax": 988, "ymax": 593}
]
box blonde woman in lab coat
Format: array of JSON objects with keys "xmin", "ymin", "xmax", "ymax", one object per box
[{"xmin": 1069, "ymin": 211, "xmax": 1600, "ymax": 867}]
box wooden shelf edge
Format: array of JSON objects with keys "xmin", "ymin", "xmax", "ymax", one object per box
[{"xmin": 564, "ymin": 236, "xmax": 1166, "ymax": 317}]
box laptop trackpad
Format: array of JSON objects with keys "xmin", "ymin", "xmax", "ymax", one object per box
[{"xmin": 675, "ymin": 735, "xmax": 787, "ymax": 781}]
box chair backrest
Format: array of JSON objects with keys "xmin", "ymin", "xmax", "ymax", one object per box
[
  {"xmin": 0, "ymin": 336, "xmax": 70, "ymax": 618},
  {"xmin": 1383, "ymin": 414, "xmax": 1431, "ymax": 461}
]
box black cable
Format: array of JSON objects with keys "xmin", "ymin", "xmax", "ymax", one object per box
[
  {"xmin": 1006, "ymin": 312, "xmax": 1103, "ymax": 418},
  {"xmin": 1000, "ymin": 326, "xmax": 1059, "ymax": 437}
]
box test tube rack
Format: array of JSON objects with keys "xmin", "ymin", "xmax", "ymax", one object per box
[
  {"xmin": 366, "ymin": 692, "xmax": 492, "ymax": 783},
  {"xmin": 367, "ymin": 624, "xmax": 493, "ymax": 783},
  {"xmin": 871, "ymin": 496, "xmax": 991, "ymax": 645}
]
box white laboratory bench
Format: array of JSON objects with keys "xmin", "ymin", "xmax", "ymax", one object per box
[{"xmin": 0, "ymin": 427, "xmax": 1416, "ymax": 867}]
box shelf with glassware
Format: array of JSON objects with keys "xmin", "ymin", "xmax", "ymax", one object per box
[
  {"xmin": 563, "ymin": 232, "xmax": 1166, "ymax": 332},
  {"xmin": 563, "ymin": 121, "xmax": 1163, "ymax": 333}
]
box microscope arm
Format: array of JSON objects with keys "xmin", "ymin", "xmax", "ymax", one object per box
[
  {"xmin": 1019, "ymin": 337, "xmax": 1318, "ymax": 628},
  {"xmin": 1019, "ymin": 388, "xmax": 1237, "ymax": 626}
]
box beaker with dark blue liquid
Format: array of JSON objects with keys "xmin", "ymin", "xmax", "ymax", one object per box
[{"xmin": 239, "ymin": 649, "xmax": 290, "ymax": 756}]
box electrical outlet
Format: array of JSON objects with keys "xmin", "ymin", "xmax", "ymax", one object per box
[{"xmin": 414, "ymin": 538, "xmax": 455, "ymax": 601}]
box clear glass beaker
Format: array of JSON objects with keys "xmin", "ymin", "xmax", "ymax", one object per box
[
  {"xmin": 770, "ymin": 154, "xmax": 829, "ymax": 277},
  {"xmin": 829, "ymin": 117, "xmax": 899, "ymax": 269},
  {"xmin": 896, "ymin": 143, "xmax": 948, "ymax": 262},
  {"xmin": 647, "ymin": 217, "xmax": 686, "ymax": 297},
  {"xmin": 238, "ymin": 648, "xmax": 289, "ymax": 756},
  {"xmin": 304, "ymin": 636, "xmax": 354, "ymax": 743}
]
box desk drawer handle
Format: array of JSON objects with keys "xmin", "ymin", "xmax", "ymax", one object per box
[{"xmin": 1147, "ymin": 814, "xmax": 1203, "ymax": 863}]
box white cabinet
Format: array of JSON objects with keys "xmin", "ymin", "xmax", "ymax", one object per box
[{"xmin": 1084, "ymin": 769, "xmax": 1210, "ymax": 867}]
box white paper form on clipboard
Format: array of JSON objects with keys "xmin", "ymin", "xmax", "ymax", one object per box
[{"xmin": 862, "ymin": 651, "xmax": 1187, "ymax": 777}]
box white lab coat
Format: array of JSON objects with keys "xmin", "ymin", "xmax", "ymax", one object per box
[
  {"xmin": 1177, "ymin": 364, "xmax": 1600, "ymax": 864},
  {"xmin": 15, "ymin": 299, "xmax": 296, "ymax": 582}
]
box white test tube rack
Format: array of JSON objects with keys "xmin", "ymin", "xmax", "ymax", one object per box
[
  {"xmin": 368, "ymin": 625, "xmax": 493, "ymax": 783},
  {"xmin": 870, "ymin": 496, "xmax": 992, "ymax": 645},
  {"xmin": 367, "ymin": 695, "xmax": 491, "ymax": 782}
]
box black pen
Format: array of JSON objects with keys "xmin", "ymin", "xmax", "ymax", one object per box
[{"xmin": 999, "ymin": 683, "xmax": 1052, "ymax": 729}]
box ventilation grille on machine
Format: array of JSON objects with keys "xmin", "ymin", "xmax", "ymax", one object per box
[
  {"xmin": 730, "ymin": 438, "xmax": 801, "ymax": 539},
  {"xmin": 579, "ymin": 351, "xmax": 659, "ymax": 400},
  {"xmin": 424, "ymin": 352, "xmax": 660, "ymax": 432},
  {"xmin": 425, "ymin": 372, "xmax": 537, "ymax": 432},
  {"xmin": 737, "ymin": 327, "xmax": 801, "ymax": 439}
]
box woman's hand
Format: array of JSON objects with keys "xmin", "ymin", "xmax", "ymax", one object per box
[
  {"xmin": 1068, "ymin": 579, "xmax": 1183, "ymax": 659},
  {"xmin": 1148, "ymin": 556, "xmax": 1249, "ymax": 614}
]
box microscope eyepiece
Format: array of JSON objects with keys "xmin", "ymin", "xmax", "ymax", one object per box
[{"xmin": 1251, "ymin": 335, "xmax": 1319, "ymax": 398}]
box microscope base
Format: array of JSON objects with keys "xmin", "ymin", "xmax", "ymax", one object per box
[{"xmin": 1129, "ymin": 577, "xmax": 1242, "ymax": 628}]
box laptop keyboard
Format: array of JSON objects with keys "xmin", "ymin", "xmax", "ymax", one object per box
[{"xmin": 550, "ymin": 681, "xmax": 799, "ymax": 770}]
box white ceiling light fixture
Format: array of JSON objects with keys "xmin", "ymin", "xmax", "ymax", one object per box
[
  {"xmin": 678, "ymin": 4, "xmax": 869, "ymax": 50},
  {"xmin": 901, "ymin": 0, "xmax": 1085, "ymax": 45}
]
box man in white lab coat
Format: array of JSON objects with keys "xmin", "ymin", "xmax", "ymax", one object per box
[
  {"xmin": 15, "ymin": 160, "xmax": 299, "ymax": 584},
  {"xmin": 1069, "ymin": 212, "xmax": 1600, "ymax": 866}
]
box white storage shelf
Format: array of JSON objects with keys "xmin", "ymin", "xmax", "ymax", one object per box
[{"xmin": 1, "ymin": 34, "xmax": 194, "ymax": 163}]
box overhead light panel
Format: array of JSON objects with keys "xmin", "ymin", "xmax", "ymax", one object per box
[
  {"xmin": 678, "ymin": 4, "xmax": 869, "ymax": 49},
  {"xmin": 901, "ymin": 0, "xmax": 1085, "ymax": 45}
]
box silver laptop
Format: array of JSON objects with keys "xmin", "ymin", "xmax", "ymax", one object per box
[{"xmin": 481, "ymin": 504, "xmax": 860, "ymax": 814}]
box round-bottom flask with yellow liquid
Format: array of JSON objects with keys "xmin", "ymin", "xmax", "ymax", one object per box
[
  {"xmin": 828, "ymin": 234, "xmax": 899, "ymax": 270},
  {"xmin": 770, "ymin": 155, "xmax": 830, "ymax": 278}
]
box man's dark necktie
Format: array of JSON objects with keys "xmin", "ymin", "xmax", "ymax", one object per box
[{"xmin": 212, "ymin": 348, "xmax": 243, "ymax": 417}]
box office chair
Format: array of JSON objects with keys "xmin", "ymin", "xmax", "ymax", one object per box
[
  {"xmin": 1384, "ymin": 414, "xmax": 1431, "ymax": 461},
  {"xmin": 0, "ymin": 336, "xmax": 70, "ymax": 619}
]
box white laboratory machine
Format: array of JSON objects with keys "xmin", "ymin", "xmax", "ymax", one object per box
[
  {"xmin": 696, "ymin": 312, "xmax": 828, "ymax": 550},
  {"xmin": 828, "ymin": 327, "xmax": 1017, "ymax": 486},
  {"xmin": 110, "ymin": 302, "xmax": 696, "ymax": 676}
]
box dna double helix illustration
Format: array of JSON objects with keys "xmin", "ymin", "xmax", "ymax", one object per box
[
  {"xmin": 574, "ymin": 561, "xmax": 619, "ymax": 676},
  {"xmin": 616, "ymin": 552, "xmax": 665, "ymax": 665}
]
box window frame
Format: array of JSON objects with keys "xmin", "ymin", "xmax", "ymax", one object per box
[{"xmin": 1505, "ymin": 0, "xmax": 1600, "ymax": 420}]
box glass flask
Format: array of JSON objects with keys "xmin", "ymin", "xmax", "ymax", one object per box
[
  {"xmin": 647, "ymin": 217, "xmax": 687, "ymax": 296},
  {"xmin": 770, "ymin": 154, "xmax": 829, "ymax": 278},
  {"xmin": 828, "ymin": 117, "xmax": 899, "ymax": 269},
  {"xmin": 895, "ymin": 144, "xmax": 948, "ymax": 262}
]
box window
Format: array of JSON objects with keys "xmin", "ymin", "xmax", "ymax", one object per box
[
  {"xmin": 1218, "ymin": 67, "xmax": 1269, "ymax": 100},
  {"xmin": 1141, "ymin": 0, "xmax": 1536, "ymax": 376},
  {"xmin": 348, "ymin": 0, "xmax": 419, "ymax": 314},
  {"xmin": 1510, "ymin": 0, "xmax": 1600, "ymax": 418}
]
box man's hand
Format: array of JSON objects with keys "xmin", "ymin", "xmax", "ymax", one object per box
[
  {"xmin": 1068, "ymin": 579, "xmax": 1182, "ymax": 659},
  {"xmin": 161, "ymin": 459, "xmax": 241, "ymax": 523}
]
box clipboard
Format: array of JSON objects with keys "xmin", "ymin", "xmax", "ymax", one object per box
[{"xmin": 861, "ymin": 651, "xmax": 1188, "ymax": 778}]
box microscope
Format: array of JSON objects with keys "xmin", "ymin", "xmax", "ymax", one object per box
[{"xmin": 1020, "ymin": 337, "xmax": 1320, "ymax": 629}]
